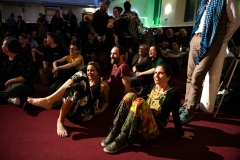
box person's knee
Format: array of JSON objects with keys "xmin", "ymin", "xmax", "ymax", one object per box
[{"xmin": 123, "ymin": 92, "xmax": 137, "ymax": 102}]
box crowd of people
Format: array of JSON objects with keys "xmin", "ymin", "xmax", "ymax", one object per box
[{"xmin": 1, "ymin": 0, "xmax": 239, "ymax": 155}]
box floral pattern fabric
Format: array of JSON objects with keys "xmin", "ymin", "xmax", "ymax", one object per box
[
  {"xmin": 120, "ymin": 88, "xmax": 171, "ymax": 140},
  {"xmin": 64, "ymin": 71, "xmax": 95, "ymax": 122}
]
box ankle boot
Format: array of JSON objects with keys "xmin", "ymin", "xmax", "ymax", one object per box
[
  {"xmin": 101, "ymin": 98, "xmax": 133, "ymax": 147},
  {"xmin": 103, "ymin": 133, "xmax": 129, "ymax": 153},
  {"xmin": 136, "ymin": 86, "xmax": 148, "ymax": 97}
]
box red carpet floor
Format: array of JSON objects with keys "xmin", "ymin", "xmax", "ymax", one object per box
[{"xmin": 0, "ymin": 69, "xmax": 240, "ymax": 160}]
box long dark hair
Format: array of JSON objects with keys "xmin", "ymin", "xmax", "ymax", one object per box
[{"xmin": 146, "ymin": 45, "xmax": 162, "ymax": 70}]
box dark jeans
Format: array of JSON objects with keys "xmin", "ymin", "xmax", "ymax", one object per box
[{"xmin": 0, "ymin": 82, "xmax": 33, "ymax": 101}]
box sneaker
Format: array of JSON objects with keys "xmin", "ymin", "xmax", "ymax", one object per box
[
  {"xmin": 179, "ymin": 110, "xmax": 193, "ymax": 123},
  {"xmin": 101, "ymin": 128, "xmax": 119, "ymax": 147},
  {"xmin": 7, "ymin": 97, "xmax": 20, "ymax": 105},
  {"xmin": 179, "ymin": 106, "xmax": 185, "ymax": 114},
  {"xmin": 103, "ymin": 134, "xmax": 129, "ymax": 154}
]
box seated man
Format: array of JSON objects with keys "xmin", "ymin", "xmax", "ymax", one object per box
[
  {"xmin": 163, "ymin": 40, "xmax": 183, "ymax": 75},
  {"xmin": 160, "ymin": 39, "xmax": 170, "ymax": 56},
  {"xmin": 0, "ymin": 37, "xmax": 33, "ymax": 105},
  {"xmin": 108, "ymin": 45, "xmax": 131, "ymax": 106},
  {"xmin": 40, "ymin": 32, "xmax": 67, "ymax": 85}
]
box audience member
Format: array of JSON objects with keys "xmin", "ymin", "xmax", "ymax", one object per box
[
  {"xmin": 50, "ymin": 42, "xmax": 84, "ymax": 92},
  {"xmin": 50, "ymin": 11, "xmax": 64, "ymax": 32},
  {"xmin": 131, "ymin": 44, "xmax": 148, "ymax": 87},
  {"xmin": 0, "ymin": 37, "xmax": 33, "ymax": 105},
  {"xmin": 155, "ymin": 27, "xmax": 164, "ymax": 47},
  {"xmin": 16, "ymin": 15, "xmax": 26, "ymax": 36},
  {"xmin": 90, "ymin": 1, "xmax": 110, "ymax": 71},
  {"xmin": 160, "ymin": 39, "xmax": 170, "ymax": 56},
  {"xmin": 164, "ymin": 41, "xmax": 183, "ymax": 75},
  {"xmin": 37, "ymin": 13, "xmax": 46, "ymax": 39},
  {"xmin": 101, "ymin": 63, "xmax": 194, "ymax": 153},
  {"xmin": 121, "ymin": 1, "xmax": 141, "ymax": 65},
  {"xmin": 40, "ymin": 32, "xmax": 66, "ymax": 85},
  {"xmin": 64, "ymin": 9, "xmax": 77, "ymax": 33},
  {"xmin": 19, "ymin": 34, "xmax": 31, "ymax": 62},
  {"xmin": 143, "ymin": 28, "xmax": 155, "ymax": 46},
  {"xmin": 32, "ymin": 31, "xmax": 43, "ymax": 45},
  {"xmin": 24, "ymin": 61, "xmax": 110, "ymax": 137},
  {"xmin": 6, "ymin": 13, "xmax": 16, "ymax": 35},
  {"xmin": 26, "ymin": 32, "xmax": 38, "ymax": 49},
  {"xmin": 176, "ymin": 29, "xmax": 189, "ymax": 51},
  {"xmin": 31, "ymin": 38, "xmax": 48, "ymax": 69},
  {"xmin": 108, "ymin": 45, "xmax": 131, "ymax": 106},
  {"xmin": 164, "ymin": 29, "xmax": 176, "ymax": 49},
  {"xmin": 112, "ymin": 6, "xmax": 131, "ymax": 64},
  {"xmin": 135, "ymin": 45, "xmax": 164, "ymax": 96}
]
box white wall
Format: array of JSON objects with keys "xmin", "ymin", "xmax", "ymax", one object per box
[{"xmin": 0, "ymin": 3, "xmax": 97, "ymax": 23}]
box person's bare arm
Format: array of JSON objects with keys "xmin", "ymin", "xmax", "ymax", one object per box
[
  {"xmin": 122, "ymin": 76, "xmax": 130, "ymax": 95},
  {"xmin": 5, "ymin": 76, "xmax": 25, "ymax": 87},
  {"xmin": 52, "ymin": 57, "xmax": 67, "ymax": 69},
  {"xmin": 167, "ymin": 53, "xmax": 181, "ymax": 59},
  {"xmin": 136, "ymin": 68, "xmax": 155, "ymax": 77}
]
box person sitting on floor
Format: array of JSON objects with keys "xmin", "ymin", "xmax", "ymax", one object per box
[
  {"xmin": 131, "ymin": 44, "xmax": 148, "ymax": 87},
  {"xmin": 101, "ymin": 63, "xmax": 194, "ymax": 153},
  {"xmin": 24, "ymin": 61, "xmax": 110, "ymax": 137},
  {"xmin": 163, "ymin": 40, "xmax": 183, "ymax": 75},
  {"xmin": 50, "ymin": 42, "xmax": 84, "ymax": 92},
  {"xmin": 134, "ymin": 45, "xmax": 164, "ymax": 96},
  {"xmin": 107, "ymin": 45, "xmax": 131, "ymax": 106},
  {"xmin": 0, "ymin": 37, "xmax": 33, "ymax": 105}
]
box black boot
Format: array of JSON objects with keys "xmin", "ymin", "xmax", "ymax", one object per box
[
  {"xmin": 101, "ymin": 126, "xmax": 119, "ymax": 147},
  {"xmin": 103, "ymin": 133, "xmax": 129, "ymax": 153},
  {"xmin": 101, "ymin": 99, "xmax": 132, "ymax": 147}
]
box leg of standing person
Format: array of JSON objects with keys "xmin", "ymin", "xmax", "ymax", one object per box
[{"xmin": 180, "ymin": 35, "xmax": 222, "ymax": 123}]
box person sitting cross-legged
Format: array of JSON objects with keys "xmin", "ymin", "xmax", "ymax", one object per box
[
  {"xmin": 101, "ymin": 63, "xmax": 194, "ymax": 153},
  {"xmin": 24, "ymin": 61, "xmax": 110, "ymax": 137},
  {"xmin": 50, "ymin": 42, "xmax": 84, "ymax": 92}
]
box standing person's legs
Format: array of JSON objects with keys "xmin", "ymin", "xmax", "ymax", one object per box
[
  {"xmin": 180, "ymin": 37, "xmax": 223, "ymax": 123},
  {"xmin": 182, "ymin": 35, "xmax": 201, "ymax": 109}
]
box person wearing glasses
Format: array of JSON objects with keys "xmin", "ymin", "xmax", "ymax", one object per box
[
  {"xmin": 50, "ymin": 42, "xmax": 84, "ymax": 92},
  {"xmin": 131, "ymin": 44, "xmax": 148, "ymax": 87}
]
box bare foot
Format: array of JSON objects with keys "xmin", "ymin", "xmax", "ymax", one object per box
[
  {"xmin": 57, "ymin": 120, "xmax": 68, "ymax": 138},
  {"xmin": 27, "ymin": 97, "xmax": 52, "ymax": 109}
]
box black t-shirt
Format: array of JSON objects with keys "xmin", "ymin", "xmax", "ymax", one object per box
[
  {"xmin": 91, "ymin": 10, "xmax": 109, "ymax": 36},
  {"xmin": 0, "ymin": 54, "xmax": 31, "ymax": 84},
  {"xmin": 43, "ymin": 45, "xmax": 66, "ymax": 64}
]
